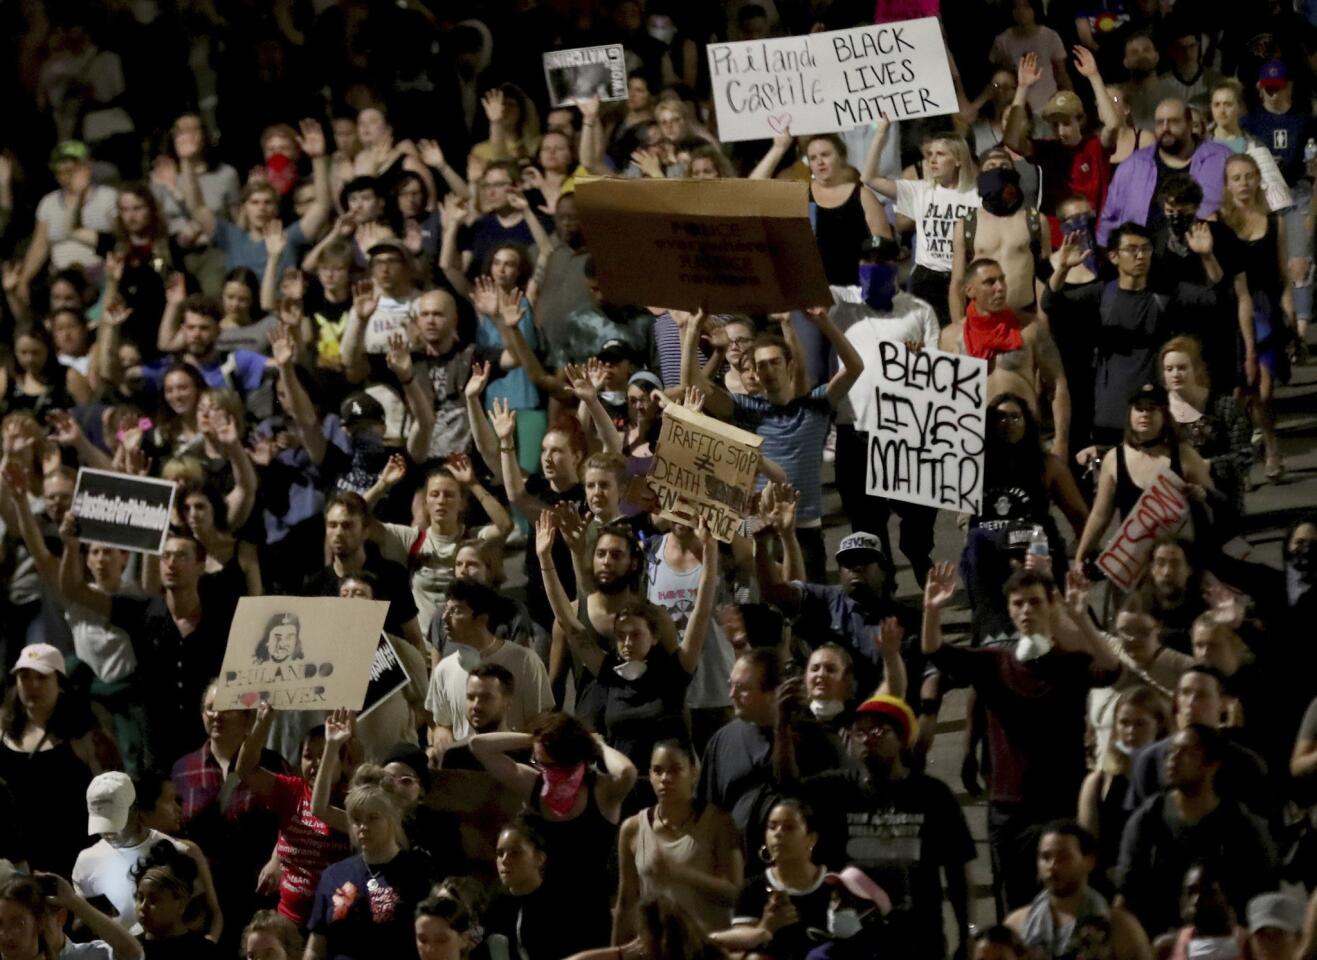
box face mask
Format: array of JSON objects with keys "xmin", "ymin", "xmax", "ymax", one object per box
[
  {"xmin": 859, "ymin": 262, "xmax": 897, "ymax": 312},
  {"xmin": 614, "ymin": 660, "xmax": 648, "ymax": 682},
  {"xmin": 265, "ymin": 152, "xmax": 297, "ymax": 195},
  {"xmin": 977, "ymin": 167, "xmax": 1024, "ymax": 216},
  {"xmin": 1186, "ymin": 936, "xmax": 1241, "ymax": 960},
  {"xmin": 540, "ymin": 761, "xmax": 586, "ymax": 817},
  {"xmin": 810, "ymin": 698, "xmax": 845, "ymax": 721},
  {"xmin": 600, "ymin": 389, "xmax": 626, "ymax": 408},
  {"xmin": 827, "ymin": 906, "xmax": 865, "ymax": 939},
  {"xmin": 1015, "ymin": 633, "xmax": 1054, "ymax": 662},
  {"xmin": 648, "ymin": 17, "xmax": 677, "ymax": 43},
  {"xmin": 447, "ymin": 642, "xmax": 482, "ymax": 673},
  {"xmin": 1113, "ymin": 739, "xmax": 1135, "ymax": 756},
  {"xmin": 1167, "ymin": 211, "xmax": 1196, "ymax": 238}
]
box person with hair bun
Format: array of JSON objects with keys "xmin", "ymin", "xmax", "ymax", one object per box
[{"xmin": 132, "ymin": 839, "xmax": 221, "ymax": 959}]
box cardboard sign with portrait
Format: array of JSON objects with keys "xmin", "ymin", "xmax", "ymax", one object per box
[{"xmin": 214, "ymin": 597, "xmax": 390, "ymax": 711}]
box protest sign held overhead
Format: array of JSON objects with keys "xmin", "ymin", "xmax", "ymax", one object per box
[
  {"xmin": 574, "ymin": 178, "xmax": 831, "ymax": 313},
  {"xmin": 648, "ymin": 403, "xmax": 763, "ymax": 543},
  {"xmin": 1097, "ymin": 471, "xmax": 1191, "ymax": 590},
  {"xmin": 72, "ymin": 468, "xmax": 177, "ymax": 554},
  {"xmin": 707, "ymin": 18, "xmax": 956, "ymax": 143},
  {"xmin": 852, "ymin": 343, "xmax": 986, "ymax": 514},
  {"xmin": 215, "ymin": 596, "xmax": 389, "ymax": 711},
  {"xmin": 543, "ymin": 44, "xmax": 627, "ymax": 107},
  {"xmin": 359, "ymin": 635, "xmax": 411, "ymax": 720}
]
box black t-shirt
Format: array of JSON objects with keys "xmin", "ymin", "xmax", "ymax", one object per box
[
  {"xmin": 139, "ymin": 932, "xmax": 224, "ymax": 960},
  {"xmin": 521, "ymin": 479, "xmax": 585, "ymax": 629},
  {"xmin": 1144, "ymin": 152, "xmax": 1182, "ymax": 237},
  {"xmin": 308, "ymin": 849, "xmax": 436, "ymax": 960},
  {"xmin": 484, "ymin": 884, "xmax": 597, "ymax": 960},
  {"xmin": 109, "ymin": 593, "xmax": 229, "ymax": 770},
  {"xmin": 733, "ymin": 867, "xmax": 833, "ymax": 960},
  {"xmin": 304, "ymin": 543, "xmax": 419, "ymax": 636},
  {"xmin": 578, "ymin": 646, "xmax": 693, "ymax": 771},
  {"xmin": 801, "ymin": 769, "xmax": 976, "ymax": 960}
]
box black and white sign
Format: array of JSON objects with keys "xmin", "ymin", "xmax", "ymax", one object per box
[
  {"xmin": 72, "ymin": 468, "xmax": 177, "ymax": 554},
  {"xmin": 543, "ymin": 44, "xmax": 627, "ymax": 107},
  {"xmin": 359, "ymin": 635, "xmax": 411, "ymax": 720}
]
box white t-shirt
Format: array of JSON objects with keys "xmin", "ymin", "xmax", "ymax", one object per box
[
  {"xmin": 35, "ymin": 186, "xmax": 118, "ymax": 270},
  {"xmin": 72, "ymin": 830, "xmax": 184, "ymax": 929},
  {"xmin": 425, "ymin": 639, "xmax": 553, "ymax": 740},
  {"xmin": 357, "ymin": 293, "xmax": 417, "ymax": 354},
  {"xmin": 832, "ymin": 289, "xmax": 942, "ymax": 427},
  {"xmin": 65, "ymin": 580, "xmax": 141, "ymax": 683},
  {"xmin": 894, "ymin": 180, "xmax": 980, "ymax": 274}
]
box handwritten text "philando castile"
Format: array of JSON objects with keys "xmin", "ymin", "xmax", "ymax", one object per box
[
  {"xmin": 709, "ymin": 26, "xmax": 941, "ymax": 122},
  {"xmin": 867, "ymin": 343, "xmax": 985, "ymax": 513}
]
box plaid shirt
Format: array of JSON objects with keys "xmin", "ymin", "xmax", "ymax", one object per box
[{"xmin": 171, "ymin": 742, "xmax": 287, "ymax": 829}]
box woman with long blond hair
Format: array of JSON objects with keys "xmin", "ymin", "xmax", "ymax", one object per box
[
  {"xmin": 1218, "ymin": 152, "xmax": 1293, "ymax": 482},
  {"xmin": 864, "ymin": 121, "xmax": 979, "ymax": 326}
]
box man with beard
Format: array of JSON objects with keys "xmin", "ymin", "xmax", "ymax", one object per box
[
  {"xmin": 1120, "ymin": 32, "xmax": 1170, "ymax": 130},
  {"xmin": 785, "ymin": 694, "xmax": 976, "ymax": 960},
  {"xmin": 950, "ymin": 147, "xmax": 1049, "ymax": 325},
  {"xmin": 923, "ymin": 563, "xmax": 1119, "ymax": 915},
  {"xmin": 303, "ymin": 491, "xmax": 424, "ymax": 649},
  {"xmin": 1097, "ymin": 99, "xmax": 1232, "ymax": 244},
  {"xmin": 1005, "ymin": 822, "xmax": 1153, "ymax": 960},
  {"xmin": 341, "ymin": 238, "xmax": 420, "ymax": 385},
  {"xmin": 757, "ymin": 530, "xmax": 922, "ymax": 714},
  {"xmin": 436, "ymin": 663, "xmax": 519, "ymax": 769},
  {"xmin": 425, "ymin": 580, "xmax": 551, "ymax": 755},
  {"xmin": 1132, "ymin": 537, "xmax": 1207, "ymax": 655}
]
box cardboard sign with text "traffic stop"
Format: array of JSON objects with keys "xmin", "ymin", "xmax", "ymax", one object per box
[{"xmin": 648, "ymin": 403, "xmax": 763, "ymax": 542}]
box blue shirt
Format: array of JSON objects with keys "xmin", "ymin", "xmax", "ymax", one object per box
[
  {"xmin": 143, "ymin": 350, "xmax": 269, "ymax": 393},
  {"xmin": 732, "ymin": 384, "xmax": 834, "ymax": 524},
  {"xmin": 214, "ymin": 218, "xmax": 307, "ymax": 280},
  {"xmin": 1243, "ymin": 107, "xmax": 1317, "ymax": 185},
  {"xmin": 478, "ymin": 300, "xmax": 541, "ymax": 409}
]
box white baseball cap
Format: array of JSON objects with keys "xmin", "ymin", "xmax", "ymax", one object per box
[
  {"xmin": 87, "ymin": 772, "xmax": 136, "ymax": 835},
  {"xmin": 15, "ymin": 644, "xmax": 65, "ymax": 676}
]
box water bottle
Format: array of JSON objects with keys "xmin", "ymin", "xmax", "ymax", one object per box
[
  {"xmin": 1028, "ymin": 524, "xmax": 1050, "ymax": 561},
  {"xmin": 1305, "ymin": 138, "xmax": 1317, "ymax": 166}
]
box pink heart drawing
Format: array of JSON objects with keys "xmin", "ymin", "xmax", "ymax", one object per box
[
  {"xmin": 767, "ymin": 113, "xmax": 793, "ymax": 134},
  {"xmin": 239, "ymin": 691, "xmax": 260, "ymax": 708}
]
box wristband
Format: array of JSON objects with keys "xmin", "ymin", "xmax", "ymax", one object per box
[{"xmin": 500, "ymin": 444, "xmax": 516, "ymax": 452}]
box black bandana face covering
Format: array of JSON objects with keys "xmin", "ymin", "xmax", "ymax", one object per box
[{"xmin": 977, "ymin": 167, "xmax": 1024, "ymax": 216}]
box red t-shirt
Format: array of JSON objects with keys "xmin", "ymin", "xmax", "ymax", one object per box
[
  {"xmin": 1033, "ymin": 134, "xmax": 1110, "ymax": 220},
  {"xmin": 266, "ymin": 774, "xmax": 352, "ymax": 925}
]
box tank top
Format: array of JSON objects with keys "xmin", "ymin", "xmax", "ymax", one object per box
[
  {"xmin": 1114, "ymin": 442, "xmax": 1183, "ymax": 519},
  {"xmin": 0, "ymin": 737, "xmax": 93, "ymax": 875},
  {"xmin": 645, "ymin": 535, "xmax": 734, "ymax": 711},
  {"xmin": 527, "ymin": 769, "xmax": 617, "ymax": 944},
  {"xmin": 811, "ymin": 182, "xmax": 869, "ymax": 286},
  {"xmin": 634, "ymin": 806, "xmax": 731, "ymax": 932},
  {"xmin": 1235, "ymin": 214, "xmax": 1284, "ymax": 303}
]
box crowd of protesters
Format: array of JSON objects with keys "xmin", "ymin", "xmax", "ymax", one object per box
[{"xmin": 0, "ymin": 0, "xmax": 1315, "ymax": 959}]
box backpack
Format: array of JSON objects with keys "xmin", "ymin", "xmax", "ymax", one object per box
[{"xmin": 963, "ymin": 206, "xmax": 1045, "ymax": 272}]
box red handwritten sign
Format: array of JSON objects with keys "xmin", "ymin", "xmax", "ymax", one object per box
[
  {"xmin": 1096, "ymin": 470, "xmax": 1190, "ymax": 591},
  {"xmin": 874, "ymin": 0, "xmax": 940, "ymax": 23}
]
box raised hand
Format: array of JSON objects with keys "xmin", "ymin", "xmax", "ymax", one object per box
[
  {"xmin": 1063, "ymin": 567, "xmax": 1093, "ymax": 619},
  {"xmin": 505, "ymin": 188, "xmax": 530, "ymax": 212},
  {"xmin": 553, "ymin": 502, "xmax": 588, "ymax": 553},
  {"xmin": 441, "ymin": 191, "xmax": 468, "ymax": 233},
  {"xmin": 264, "ymin": 220, "xmax": 287, "ymax": 257},
  {"xmin": 417, "ymin": 138, "xmax": 446, "ymax": 170},
  {"xmin": 772, "ymin": 127, "xmax": 794, "ymax": 151},
  {"xmin": 385, "ymin": 332, "xmax": 413, "ymax": 382},
  {"xmin": 325, "ymin": 708, "xmax": 356, "ymax": 747},
  {"xmin": 876, "ymin": 615, "xmax": 905, "ymax": 653},
  {"xmin": 585, "ymin": 356, "xmax": 608, "ymax": 390},
  {"xmin": 1, "ymin": 261, "xmax": 21, "ymax": 295},
  {"xmin": 268, "ymin": 324, "xmax": 297, "ymax": 367},
  {"xmin": 694, "ymin": 516, "xmax": 714, "ymax": 550},
  {"xmin": 352, "ymin": 280, "xmax": 378, "ymax": 320},
  {"xmin": 1017, "ymin": 51, "xmax": 1043, "ymax": 89},
  {"xmin": 578, "ymin": 95, "xmax": 601, "ymax": 124},
  {"xmin": 682, "ymin": 385, "xmax": 705, "ymax": 414},
  {"xmin": 631, "ymin": 150, "xmax": 664, "ymax": 179},
  {"xmin": 563, "ymin": 363, "xmax": 596, "ymax": 402},
  {"xmin": 497, "ymin": 286, "xmax": 524, "ymax": 329},
  {"xmin": 472, "ymin": 275, "xmax": 499, "ymax": 318},
  {"xmin": 333, "ymin": 213, "xmax": 356, "ymax": 238},
  {"xmin": 380, "ymin": 452, "xmax": 407, "ymax": 487},
  {"xmin": 1056, "ymin": 230, "xmax": 1087, "ymax": 270},
  {"xmin": 465, "ymin": 360, "xmax": 491, "ymax": 399},
  {"xmin": 212, "ymin": 411, "xmax": 240, "ymax": 448},
  {"xmin": 923, "ymin": 561, "xmax": 958, "ymax": 610},
  {"xmin": 489, "ymin": 397, "xmax": 516, "ymax": 440},
  {"xmin": 34, "ymin": 872, "xmax": 78, "ymax": 911},
  {"xmin": 297, "ymin": 118, "xmax": 326, "ymax": 158},
  {"xmin": 534, "ymin": 508, "xmax": 558, "ymax": 556},
  {"xmin": 482, "ymin": 89, "xmax": 506, "ymax": 125},
  {"xmin": 1187, "ymin": 222, "xmax": 1214, "ymax": 256},
  {"xmin": 766, "ymin": 482, "xmax": 799, "ymax": 532},
  {"xmin": 47, "ymin": 410, "xmax": 82, "ymax": 447},
  {"xmin": 1072, "ymin": 44, "xmax": 1100, "ymax": 79},
  {"xmin": 444, "ymin": 451, "xmax": 476, "ymax": 485},
  {"xmin": 104, "ymin": 300, "xmax": 134, "ymax": 329}
]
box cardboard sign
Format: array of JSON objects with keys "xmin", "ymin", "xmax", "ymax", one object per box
[
  {"xmin": 707, "ymin": 18, "xmax": 957, "ymax": 143},
  {"xmin": 1096, "ymin": 471, "xmax": 1190, "ymax": 590},
  {"xmin": 215, "ymin": 597, "xmax": 389, "ymax": 711},
  {"xmin": 648, "ymin": 403, "xmax": 763, "ymax": 542},
  {"xmin": 574, "ymin": 178, "xmax": 831, "ymax": 313},
  {"xmin": 358, "ymin": 634, "xmax": 411, "ymax": 721},
  {"xmin": 856, "ymin": 342, "xmax": 987, "ymax": 513},
  {"xmin": 874, "ymin": 0, "xmax": 940, "ymax": 23},
  {"xmin": 72, "ymin": 468, "xmax": 177, "ymax": 554},
  {"xmin": 543, "ymin": 44, "xmax": 627, "ymax": 107}
]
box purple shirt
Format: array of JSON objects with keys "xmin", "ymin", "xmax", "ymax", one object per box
[{"xmin": 1096, "ymin": 140, "xmax": 1232, "ymax": 246}]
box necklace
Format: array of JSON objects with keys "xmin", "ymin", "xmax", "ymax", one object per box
[{"xmin": 653, "ymin": 803, "xmax": 694, "ymax": 834}]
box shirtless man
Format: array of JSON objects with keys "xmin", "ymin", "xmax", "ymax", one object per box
[
  {"xmin": 949, "ymin": 147, "xmax": 1050, "ymax": 323},
  {"xmin": 941, "ymin": 258, "xmax": 1071, "ymax": 454}
]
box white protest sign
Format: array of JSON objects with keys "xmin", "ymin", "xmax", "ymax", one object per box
[
  {"xmin": 648, "ymin": 403, "xmax": 763, "ymax": 542},
  {"xmin": 857, "ymin": 342, "xmax": 986, "ymax": 513},
  {"xmin": 215, "ymin": 596, "xmax": 389, "ymax": 711},
  {"xmin": 707, "ymin": 18, "xmax": 956, "ymax": 143},
  {"xmin": 1096, "ymin": 470, "xmax": 1190, "ymax": 591}
]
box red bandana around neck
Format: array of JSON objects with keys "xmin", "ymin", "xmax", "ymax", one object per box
[{"xmin": 963, "ymin": 302, "xmax": 1024, "ymax": 360}]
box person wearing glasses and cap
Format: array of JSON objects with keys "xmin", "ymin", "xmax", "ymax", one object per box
[{"xmin": 777, "ymin": 693, "xmax": 976, "ymax": 960}]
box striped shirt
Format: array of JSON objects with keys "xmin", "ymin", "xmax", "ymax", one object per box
[{"xmin": 732, "ymin": 384, "xmax": 834, "ymax": 524}]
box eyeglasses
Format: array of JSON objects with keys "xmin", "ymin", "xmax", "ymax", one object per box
[{"xmin": 482, "ymin": 179, "xmax": 512, "ymax": 189}]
